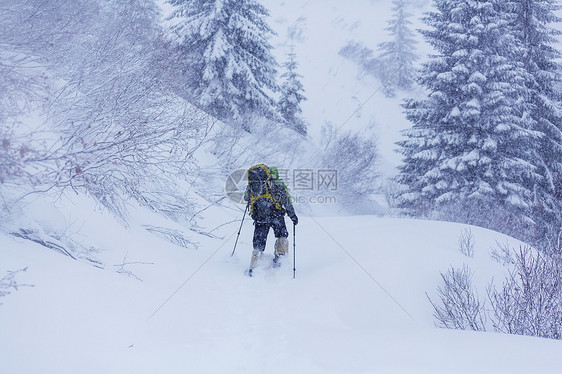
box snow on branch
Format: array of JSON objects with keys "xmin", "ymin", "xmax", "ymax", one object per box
[
  {"xmin": 143, "ymin": 225, "xmax": 198, "ymax": 250},
  {"xmin": 10, "ymin": 228, "xmax": 103, "ymax": 268}
]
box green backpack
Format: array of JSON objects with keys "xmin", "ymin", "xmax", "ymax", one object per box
[{"xmin": 269, "ymin": 167, "xmax": 292, "ymax": 203}]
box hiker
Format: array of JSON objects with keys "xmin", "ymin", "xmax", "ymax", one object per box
[{"xmin": 245, "ymin": 164, "xmax": 298, "ymax": 276}]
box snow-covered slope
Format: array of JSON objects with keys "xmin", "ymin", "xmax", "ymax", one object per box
[
  {"xmin": 3, "ymin": 1, "xmax": 562, "ymax": 373},
  {"xmin": 267, "ymin": 0, "xmax": 433, "ymax": 176},
  {"xmin": 2, "ymin": 204, "xmax": 562, "ymax": 373}
]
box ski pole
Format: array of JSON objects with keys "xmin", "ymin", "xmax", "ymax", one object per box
[
  {"xmin": 231, "ymin": 203, "xmax": 249, "ymax": 257},
  {"xmin": 293, "ymin": 223, "xmax": 296, "ymax": 279}
]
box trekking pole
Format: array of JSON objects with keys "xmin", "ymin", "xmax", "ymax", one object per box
[
  {"xmin": 231, "ymin": 203, "xmax": 249, "ymax": 257},
  {"xmin": 293, "ymin": 223, "xmax": 296, "ymax": 279}
]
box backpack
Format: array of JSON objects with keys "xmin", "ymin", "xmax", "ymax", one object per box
[
  {"xmin": 247, "ymin": 164, "xmax": 283, "ymax": 221},
  {"xmin": 269, "ymin": 166, "xmax": 292, "ymax": 203}
]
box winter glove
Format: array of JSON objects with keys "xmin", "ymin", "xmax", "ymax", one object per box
[{"xmin": 290, "ymin": 215, "xmax": 298, "ymax": 226}]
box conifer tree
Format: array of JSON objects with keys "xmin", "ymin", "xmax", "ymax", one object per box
[
  {"xmin": 377, "ymin": 0, "xmax": 419, "ymax": 97},
  {"xmin": 396, "ymin": 0, "xmax": 538, "ymax": 233},
  {"xmin": 507, "ymin": 0, "xmax": 562, "ymax": 246},
  {"xmin": 168, "ymin": 0, "xmax": 278, "ymax": 125},
  {"xmin": 277, "ymin": 47, "xmax": 307, "ymax": 135}
]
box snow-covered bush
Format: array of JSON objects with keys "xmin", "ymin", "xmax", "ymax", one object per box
[
  {"xmin": 0, "ymin": 1, "xmax": 50, "ymax": 120},
  {"xmin": 0, "ymin": 128, "xmax": 31, "ymax": 189},
  {"xmin": 0, "ymin": 0, "xmax": 211, "ymax": 224},
  {"xmin": 319, "ymin": 125, "xmax": 380, "ymax": 213},
  {"xmin": 380, "ymin": 179, "xmax": 403, "ymax": 212}
]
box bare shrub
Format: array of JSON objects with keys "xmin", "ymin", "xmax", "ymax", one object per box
[
  {"xmin": 458, "ymin": 228, "xmax": 475, "ymax": 257},
  {"xmin": 113, "ymin": 254, "xmax": 153, "ymax": 282},
  {"xmin": 431, "ymin": 243, "xmax": 562, "ymax": 341},
  {"xmin": 380, "ymin": 179, "xmax": 403, "ymax": 210},
  {"xmin": 427, "ymin": 264, "xmax": 487, "ymax": 331},
  {"xmin": 488, "ymin": 246, "xmax": 562, "ymax": 339},
  {"xmin": 0, "ymin": 267, "xmax": 34, "ymax": 305},
  {"xmin": 490, "ymin": 240, "xmax": 515, "ymax": 265}
]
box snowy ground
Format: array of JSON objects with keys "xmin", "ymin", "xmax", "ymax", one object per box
[
  {"xmin": 3, "ymin": 203, "xmax": 562, "ymax": 373},
  {"xmin": 3, "ymin": 1, "xmax": 562, "ymax": 373}
]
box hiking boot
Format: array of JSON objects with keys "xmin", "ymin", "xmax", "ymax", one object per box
[
  {"xmin": 249, "ymin": 249, "xmax": 262, "ymax": 272},
  {"xmin": 272, "ymin": 254, "xmax": 283, "ymax": 268}
]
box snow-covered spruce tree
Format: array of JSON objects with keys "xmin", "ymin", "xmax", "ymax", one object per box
[
  {"xmin": 377, "ymin": 0, "xmax": 419, "ymax": 97},
  {"xmin": 277, "ymin": 48, "xmax": 307, "ymax": 136},
  {"xmin": 505, "ymin": 0, "xmax": 562, "ymax": 249},
  {"xmin": 396, "ymin": 0, "xmax": 539, "ymax": 235},
  {"xmin": 168, "ymin": 0, "xmax": 278, "ymax": 127}
]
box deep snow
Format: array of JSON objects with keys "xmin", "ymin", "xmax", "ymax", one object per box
[
  {"xmin": 3, "ymin": 1, "xmax": 562, "ymax": 373},
  {"xmin": 2, "ymin": 205, "xmax": 562, "ymax": 373}
]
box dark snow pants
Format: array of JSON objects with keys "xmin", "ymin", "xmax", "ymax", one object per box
[{"xmin": 253, "ymin": 214, "xmax": 288, "ymax": 252}]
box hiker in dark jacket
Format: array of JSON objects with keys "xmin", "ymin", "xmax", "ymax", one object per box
[{"xmin": 244, "ymin": 165, "xmax": 298, "ymax": 275}]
